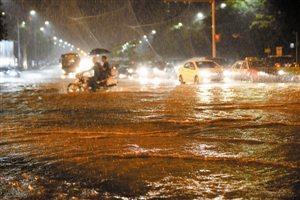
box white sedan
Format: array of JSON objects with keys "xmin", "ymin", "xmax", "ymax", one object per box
[{"xmin": 177, "ymin": 59, "xmax": 224, "ymax": 84}]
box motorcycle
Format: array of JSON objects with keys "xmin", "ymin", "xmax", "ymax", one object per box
[{"xmin": 67, "ymin": 68, "xmax": 118, "ymax": 93}]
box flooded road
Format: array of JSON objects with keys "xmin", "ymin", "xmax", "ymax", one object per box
[{"xmin": 1, "ymin": 65, "xmax": 300, "ymax": 199}]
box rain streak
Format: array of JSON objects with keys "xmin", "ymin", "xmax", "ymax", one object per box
[{"xmin": 1, "ymin": 0, "xmax": 300, "ymax": 199}]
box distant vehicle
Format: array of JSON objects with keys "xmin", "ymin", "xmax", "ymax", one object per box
[
  {"xmin": 225, "ymin": 60, "xmax": 276, "ymax": 82},
  {"xmin": 151, "ymin": 61, "xmax": 167, "ymax": 78},
  {"xmin": 164, "ymin": 63, "xmax": 177, "ymax": 79},
  {"xmin": 0, "ymin": 67, "xmax": 21, "ymax": 78},
  {"xmin": 60, "ymin": 53, "xmax": 81, "ymax": 75},
  {"xmin": 264, "ymin": 55, "xmax": 298, "ymax": 68},
  {"xmin": 110, "ymin": 61, "xmax": 139, "ymax": 78},
  {"xmin": 126, "ymin": 64, "xmax": 138, "ymax": 77},
  {"xmin": 136, "ymin": 62, "xmax": 154, "ymax": 78},
  {"xmin": 177, "ymin": 59, "xmax": 224, "ymax": 84}
]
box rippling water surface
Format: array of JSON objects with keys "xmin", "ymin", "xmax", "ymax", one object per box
[{"xmin": 1, "ymin": 74, "xmax": 300, "ymax": 199}]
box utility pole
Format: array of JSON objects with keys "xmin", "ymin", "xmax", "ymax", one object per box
[
  {"xmin": 163, "ymin": 0, "xmax": 216, "ymax": 57},
  {"xmin": 17, "ymin": 17, "xmax": 22, "ymax": 67},
  {"xmin": 293, "ymin": 31, "xmax": 298, "ymax": 66}
]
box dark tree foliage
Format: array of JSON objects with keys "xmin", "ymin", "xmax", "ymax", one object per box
[
  {"xmin": 0, "ymin": 0, "xmax": 7, "ymax": 40},
  {"xmin": 196, "ymin": 0, "xmax": 300, "ymax": 60}
]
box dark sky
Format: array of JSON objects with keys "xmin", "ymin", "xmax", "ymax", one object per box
[
  {"xmin": 6, "ymin": 0, "xmax": 296, "ymax": 58},
  {"xmin": 2, "ymin": 0, "xmax": 212, "ymax": 52}
]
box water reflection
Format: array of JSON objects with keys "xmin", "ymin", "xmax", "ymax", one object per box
[{"xmin": 1, "ymin": 75, "xmax": 300, "ymax": 199}]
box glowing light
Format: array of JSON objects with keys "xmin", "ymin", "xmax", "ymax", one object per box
[
  {"xmin": 199, "ymin": 71, "xmax": 212, "ymax": 77},
  {"xmin": 197, "ymin": 13, "xmax": 203, "ymax": 19},
  {"xmin": 278, "ymin": 70, "xmax": 285, "ymax": 75}
]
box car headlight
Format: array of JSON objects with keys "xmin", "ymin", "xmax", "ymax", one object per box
[
  {"xmin": 153, "ymin": 67, "xmax": 159, "ymax": 73},
  {"xmin": 278, "ymin": 70, "xmax": 285, "ymax": 75},
  {"xmin": 10, "ymin": 71, "xmax": 17, "ymax": 75},
  {"xmin": 75, "ymin": 68, "xmax": 81, "ymax": 73},
  {"xmin": 128, "ymin": 68, "xmax": 134, "ymax": 73},
  {"xmin": 258, "ymin": 71, "xmax": 267, "ymax": 76},
  {"xmin": 223, "ymin": 70, "xmax": 231, "ymax": 76},
  {"xmin": 138, "ymin": 68, "xmax": 148, "ymax": 76},
  {"xmin": 199, "ymin": 71, "xmax": 211, "ymax": 77}
]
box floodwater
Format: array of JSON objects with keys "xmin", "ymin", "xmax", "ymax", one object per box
[{"xmin": 1, "ymin": 65, "xmax": 300, "ymax": 199}]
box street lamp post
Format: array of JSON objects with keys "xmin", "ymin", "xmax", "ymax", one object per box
[
  {"xmin": 293, "ymin": 31, "xmax": 298, "ymax": 65},
  {"xmin": 17, "ymin": 17, "xmax": 22, "ymax": 67},
  {"xmin": 163, "ymin": 0, "xmax": 216, "ymax": 57},
  {"xmin": 211, "ymin": 0, "xmax": 215, "ymax": 57},
  {"xmin": 30, "ymin": 10, "xmax": 37, "ymax": 65}
]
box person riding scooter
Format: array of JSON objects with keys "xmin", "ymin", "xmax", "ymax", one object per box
[
  {"xmin": 83, "ymin": 57, "xmax": 103, "ymax": 92},
  {"xmin": 100, "ymin": 55, "xmax": 111, "ymax": 81}
]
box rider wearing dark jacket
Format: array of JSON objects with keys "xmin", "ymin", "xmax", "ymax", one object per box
[
  {"xmin": 101, "ymin": 55, "xmax": 110, "ymax": 80},
  {"xmin": 88, "ymin": 57, "xmax": 102, "ymax": 91}
]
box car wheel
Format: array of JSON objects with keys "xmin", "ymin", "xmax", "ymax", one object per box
[
  {"xmin": 179, "ymin": 75, "xmax": 185, "ymax": 84},
  {"xmin": 194, "ymin": 76, "xmax": 200, "ymax": 84}
]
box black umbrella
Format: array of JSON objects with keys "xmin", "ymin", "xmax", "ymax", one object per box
[{"xmin": 89, "ymin": 48, "xmax": 110, "ymax": 55}]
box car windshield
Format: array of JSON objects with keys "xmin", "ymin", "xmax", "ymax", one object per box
[
  {"xmin": 196, "ymin": 61, "xmax": 218, "ymax": 68},
  {"xmin": 248, "ymin": 61, "xmax": 268, "ymax": 69}
]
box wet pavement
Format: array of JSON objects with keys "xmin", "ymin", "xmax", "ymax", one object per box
[{"xmin": 1, "ymin": 65, "xmax": 300, "ymax": 199}]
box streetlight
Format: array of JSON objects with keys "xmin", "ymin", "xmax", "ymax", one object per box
[
  {"xmin": 30, "ymin": 10, "xmax": 37, "ymax": 64},
  {"xmin": 197, "ymin": 12, "xmax": 204, "ymax": 20},
  {"xmin": 220, "ymin": 3, "xmax": 226, "ymax": 9},
  {"xmin": 30, "ymin": 10, "xmax": 36, "ymax": 15}
]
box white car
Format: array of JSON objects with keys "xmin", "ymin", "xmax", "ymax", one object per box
[{"xmin": 177, "ymin": 59, "xmax": 224, "ymax": 84}]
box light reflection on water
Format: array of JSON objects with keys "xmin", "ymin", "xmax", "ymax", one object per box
[{"xmin": 1, "ymin": 79, "xmax": 300, "ymax": 199}]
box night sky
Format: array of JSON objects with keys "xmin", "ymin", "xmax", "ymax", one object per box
[
  {"xmin": 2, "ymin": 0, "xmax": 211, "ymax": 51},
  {"xmin": 2, "ymin": 0, "xmax": 299, "ymax": 56}
]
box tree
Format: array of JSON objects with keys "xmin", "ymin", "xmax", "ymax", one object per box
[
  {"xmin": 190, "ymin": 0, "xmax": 298, "ymax": 60},
  {"xmin": 0, "ymin": 0, "xmax": 7, "ymax": 40}
]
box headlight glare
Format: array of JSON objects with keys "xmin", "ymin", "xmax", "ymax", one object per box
[
  {"xmin": 278, "ymin": 70, "xmax": 285, "ymax": 75},
  {"xmin": 128, "ymin": 68, "xmax": 133, "ymax": 73},
  {"xmin": 199, "ymin": 71, "xmax": 211, "ymax": 77}
]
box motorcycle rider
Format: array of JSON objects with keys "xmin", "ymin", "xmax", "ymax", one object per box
[
  {"xmin": 84, "ymin": 57, "xmax": 102, "ymax": 92},
  {"xmin": 100, "ymin": 55, "xmax": 111, "ymax": 81}
]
